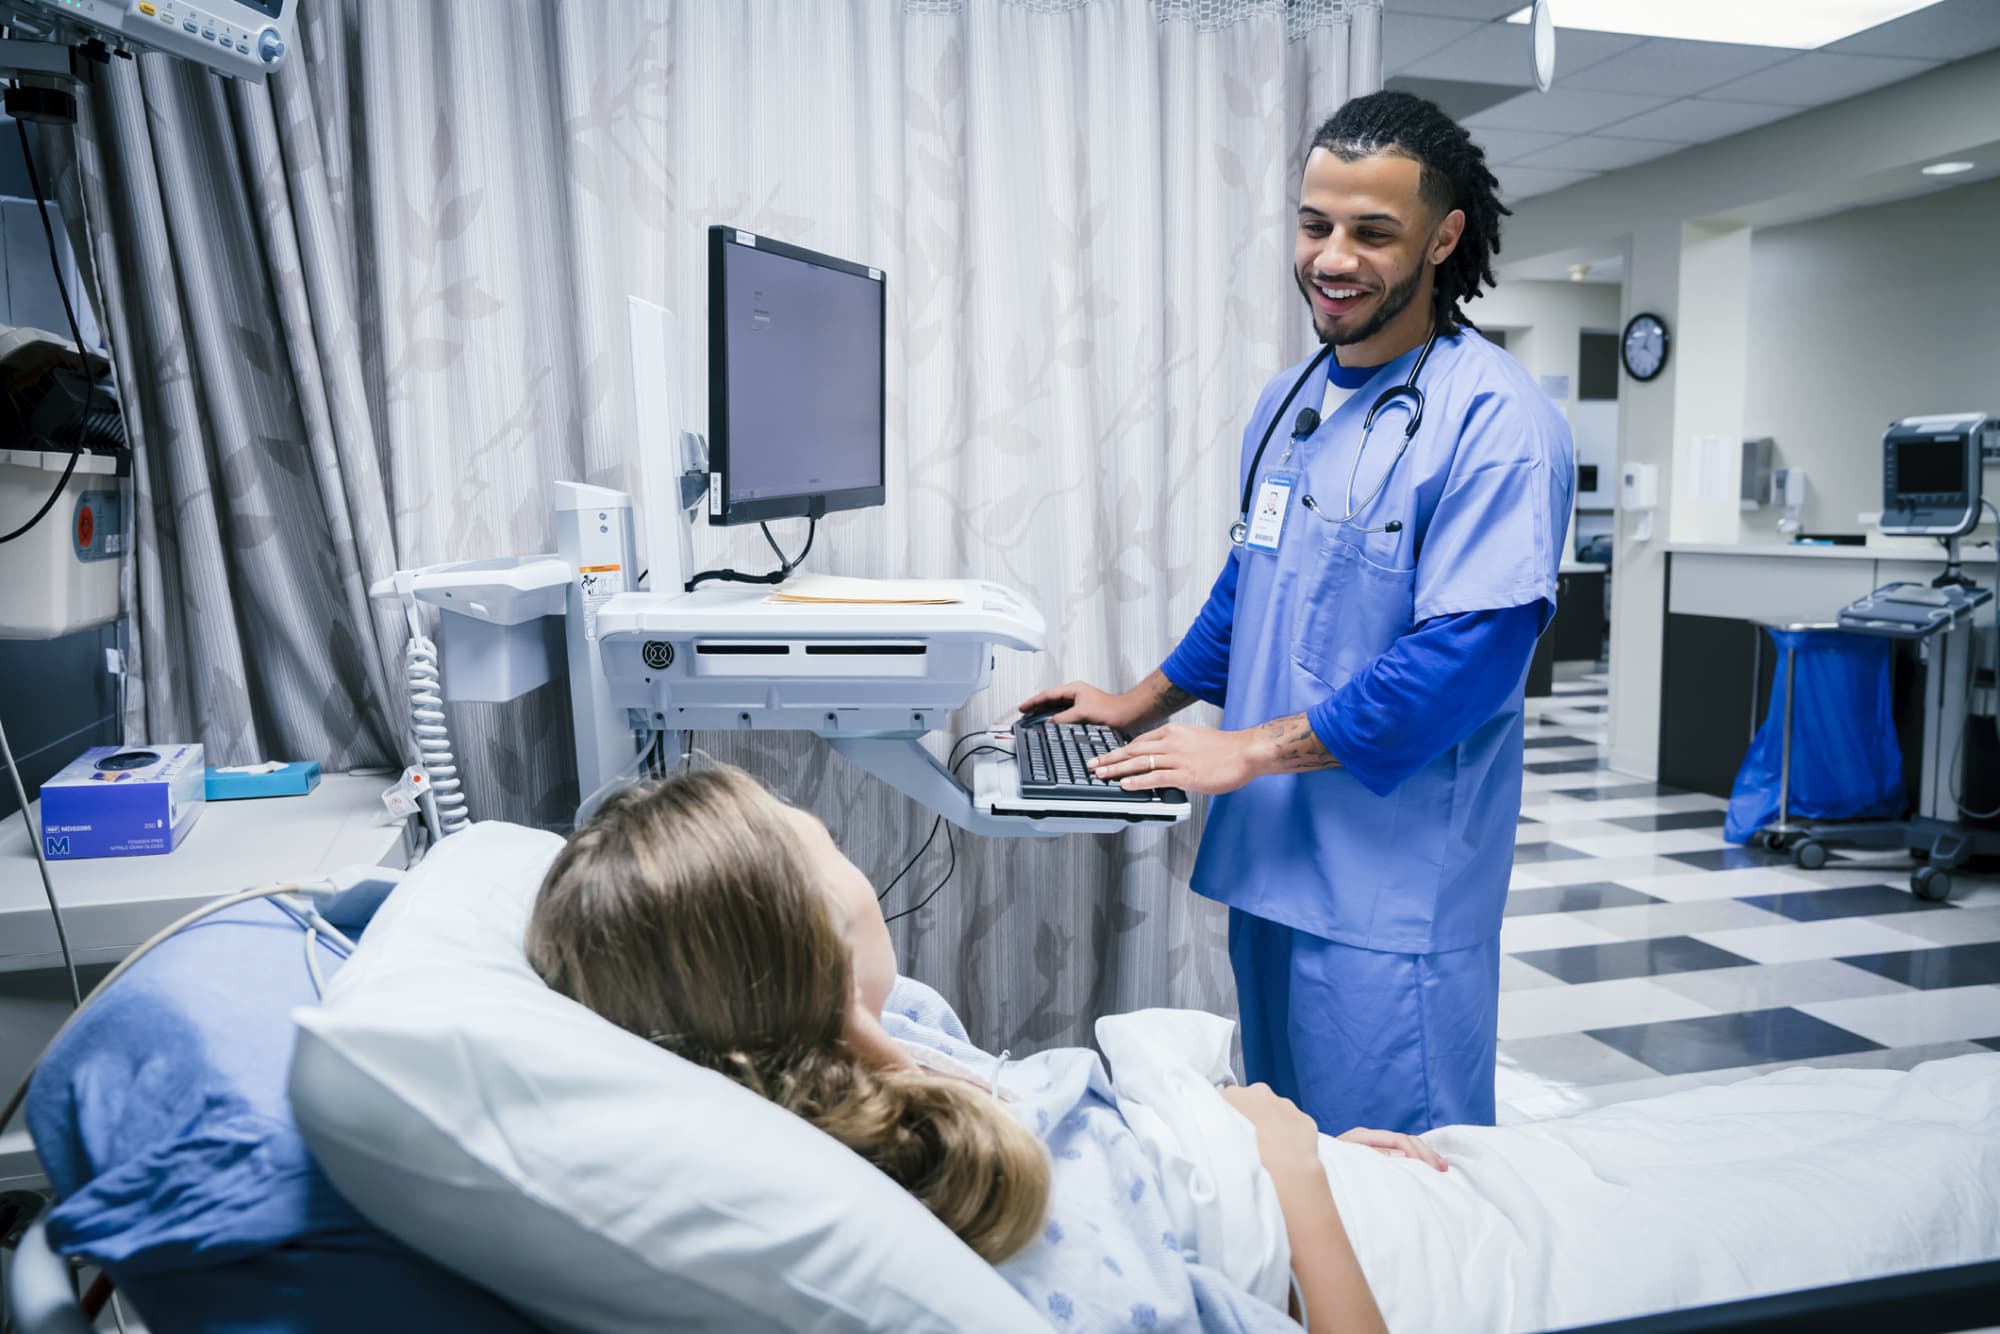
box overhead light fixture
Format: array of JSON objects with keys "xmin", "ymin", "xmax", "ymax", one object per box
[
  {"xmin": 1567, "ymin": 264, "xmax": 1593, "ymax": 282},
  {"xmin": 1504, "ymin": 0, "xmax": 1946, "ymax": 50},
  {"xmin": 1920, "ymin": 160, "xmax": 1976, "ymax": 176}
]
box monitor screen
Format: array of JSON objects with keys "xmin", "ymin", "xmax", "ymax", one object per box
[
  {"xmin": 708, "ymin": 228, "xmax": 885, "ymax": 526},
  {"xmin": 1894, "ymin": 437, "xmax": 1967, "ymax": 497}
]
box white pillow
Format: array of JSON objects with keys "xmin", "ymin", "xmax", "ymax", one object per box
[{"xmin": 289, "ymin": 821, "xmax": 1045, "ymax": 1333}]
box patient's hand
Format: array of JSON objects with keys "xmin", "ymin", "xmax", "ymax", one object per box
[
  {"xmin": 1225, "ymin": 1085, "xmax": 1391, "ymax": 1334},
  {"xmin": 1337, "ymin": 1126, "xmax": 1449, "ymax": 1172},
  {"xmin": 1221, "ymin": 1083, "xmax": 1325, "ymax": 1192}
]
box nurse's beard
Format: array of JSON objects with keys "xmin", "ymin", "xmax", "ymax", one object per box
[{"xmin": 1308, "ymin": 262, "xmax": 1424, "ymax": 348}]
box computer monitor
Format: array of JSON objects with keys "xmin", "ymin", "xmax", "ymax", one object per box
[
  {"xmin": 707, "ymin": 227, "xmax": 886, "ymax": 527},
  {"xmin": 1880, "ymin": 414, "xmax": 1990, "ymax": 538}
]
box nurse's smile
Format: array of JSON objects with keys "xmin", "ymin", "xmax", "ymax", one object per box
[{"xmin": 1308, "ymin": 282, "xmax": 1371, "ymax": 319}]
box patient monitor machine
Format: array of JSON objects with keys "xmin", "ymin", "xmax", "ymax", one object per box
[
  {"xmin": 0, "ymin": 0, "xmax": 292, "ymax": 124},
  {"xmin": 1843, "ymin": 413, "xmax": 1997, "ymax": 637},
  {"xmin": 1798, "ymin": 413, "xmax": 2000, "ymax": 899},
  {"xmin": 379, "ymin": 228, "xmax": 1188, "ymax": 838}
]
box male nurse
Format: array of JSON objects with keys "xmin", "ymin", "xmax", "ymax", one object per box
[{"xmin": 1023, "ymin": 91, "xmax": 1574, "ymax": 1135}]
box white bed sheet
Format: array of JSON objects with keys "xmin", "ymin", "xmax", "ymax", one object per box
[
  {"xmin": 1096, "ymin": 1012, "xmax": 2000, "ymax": 1332},
  {"xmin": 1322, "ymin": 1053, "xmax": 2000, "ymax": 1332}
]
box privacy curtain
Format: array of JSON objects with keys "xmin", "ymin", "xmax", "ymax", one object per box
[{"xmin": 57, "ymin": 0, "xmax": 1371, "ymax": 1052}]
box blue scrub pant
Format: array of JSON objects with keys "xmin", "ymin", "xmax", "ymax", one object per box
[{"xmin": 1228, "ymin": 909, "xmax": 1500, "ymax": 1135}]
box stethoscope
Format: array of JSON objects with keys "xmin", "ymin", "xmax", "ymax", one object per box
[{"xmin": 1229, "ymin": 324, "xmax": 1440, "ymax": 545}]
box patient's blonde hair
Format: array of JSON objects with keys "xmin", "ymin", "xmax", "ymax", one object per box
[{"xmin": 527, "ymin": 766, "xmax": 1050, "ymax": 1265}]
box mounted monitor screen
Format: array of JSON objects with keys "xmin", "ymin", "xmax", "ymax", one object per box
[
  {"xmin": 1892, "ymin": 437, "xmax": 1967, "ymax": 499},
  {"xmin": 708, "ymin": 228, "xmax": 886, "ymax": 526}
]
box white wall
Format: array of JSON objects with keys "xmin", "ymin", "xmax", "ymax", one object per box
[
  {"xmin": 1476, "ymin": 278, "xmax": 1623, "ymax": 549},
  {"xmin": 1668, "ymin": 222, "xmax": 1753, "ymax": 545},
  {"xmin": 1742, "ymin": 176, "xmax": 2000, "ymax": 539},
  {"xmin": 1475, "ymin": 277, "xmax": 1622, "ymax": 407}
]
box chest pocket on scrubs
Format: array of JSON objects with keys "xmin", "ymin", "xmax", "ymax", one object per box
[{"xmin": 1291, "ymin": 532, "xmax": 1417, "ymax": 690}]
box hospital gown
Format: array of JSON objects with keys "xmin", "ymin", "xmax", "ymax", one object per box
[{"xmin": 882, "ymin": 979, "xmax": 1298, "ymax": 1333}]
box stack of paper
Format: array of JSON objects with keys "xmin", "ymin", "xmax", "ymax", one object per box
[{"xmin": 767, "ymin": 574, "xmax": 962, "ymax": 605}]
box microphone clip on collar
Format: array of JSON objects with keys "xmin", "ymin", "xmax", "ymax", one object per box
[{"xmin": 1232, "ymin": 345, "xmax": 1334, "ymax": 546}]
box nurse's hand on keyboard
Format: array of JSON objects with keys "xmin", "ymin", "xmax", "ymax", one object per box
[
  {"xmin": 1090, "ymin": 722, "xmax": 1258, "ymax": 796},
  {"xmin": 1018, "ymin": 680, "xmax": 1144, "ymax": 731}
]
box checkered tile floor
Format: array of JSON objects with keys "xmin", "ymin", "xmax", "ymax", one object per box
[{"xmin": 1497, "ymin": 665, "xmax": 2000, "ymax": 1124}]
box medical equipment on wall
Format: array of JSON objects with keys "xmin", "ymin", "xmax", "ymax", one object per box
[
  {"xmin": 1230, "ymin": 324, "xmax": 1439, "ymax": 546},
  {"xmin": 1620, "ymin": 461, "xmax": 1658, "ymax": 541},
  {"xmin": 0, "ymin": 0, "xmax": 292, "ymax": 124},
  {"xmin": 1764, "ymin": 414, "xmax": 2000, "ymax": 900},
  {"xmin": 1770, "ymin": 465, "xmax": 1807, "ymax": 536},
  {"xmin": 374, "ymin": 233, "xmax": 1187, "ymax": 839},
  {"xmin": 1739, "ymin": 437, "xmax": 1774, "ymax": 511},
  {"xmin": 0, "ymin": 328, "xmax": 128, "ymax": 638}
]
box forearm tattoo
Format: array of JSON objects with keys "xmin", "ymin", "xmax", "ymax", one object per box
[
  {"xmin": 1257, "ymin": 713, "xmax": 1341, "ymax": 773},
  {"xmin": 1150, "ymin": 679, "xmax": 1196, "ymax": 718}
]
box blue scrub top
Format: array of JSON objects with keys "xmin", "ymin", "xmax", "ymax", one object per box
[{"xmin": 1189, "ymin": 329, "xmax": 1574, "ymax": 955}]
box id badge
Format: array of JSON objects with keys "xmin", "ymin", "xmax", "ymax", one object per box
[{"xmin": 1244, "ymin": 473, "xmax": 1294, "ymax": 552}]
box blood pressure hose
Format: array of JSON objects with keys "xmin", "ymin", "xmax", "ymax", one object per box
[
  {"xmin": 393, "ymin": 573, "xmax": 467, "ymax": 840},
  {"xmin": 405, "ymin": 629, "xmax": 468, "ymax": 837}
]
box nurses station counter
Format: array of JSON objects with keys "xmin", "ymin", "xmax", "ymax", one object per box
[
  {"xmin": 1660, "ymin": 542, "xmax": 1996, "ymax": 799},
  {"xmin": 1527, "ymin": 560, "xmax": 1610, "ymax": 696}
]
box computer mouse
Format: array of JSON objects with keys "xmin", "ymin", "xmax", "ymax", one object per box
[{"xmin": 1017, "ymin": 701, "xmax": 1070, "ymax": 727}]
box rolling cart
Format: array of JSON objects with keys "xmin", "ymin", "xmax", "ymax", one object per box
[{"xmin": 1755, "ymin": 581, "xmax": 1996, "ymax": 903}]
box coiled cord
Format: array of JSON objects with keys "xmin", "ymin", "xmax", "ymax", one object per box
[{"xmin": 405, "ymin": 632, "xmax": 469, "ymax": 836}]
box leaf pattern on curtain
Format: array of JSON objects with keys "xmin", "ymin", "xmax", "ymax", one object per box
[{"xmin": 56, "ymin": 0, "xmax": 1363, "ymax": 1056}]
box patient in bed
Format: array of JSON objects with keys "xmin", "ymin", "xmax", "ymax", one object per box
[{"xmin": 526, "ymin": 766, "xmax": 2000, "ymax": 1334}]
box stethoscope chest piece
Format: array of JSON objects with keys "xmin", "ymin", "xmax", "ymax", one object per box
[{"xmin": 1229, "ymin": 519, "xmax": 1249, "ymax": 547}]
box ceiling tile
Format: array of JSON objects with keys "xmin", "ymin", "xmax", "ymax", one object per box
[
  {"xmin": 1465, "ymin": 88, "xmax": 1673, "ymax": 135},
  {"xmin": 1403, "ymin": 22, "xmax": 1648, "ymax": 89},
  {"xmin": 1556, "ymin": 38, "xmax": 1798, "ymax": 97},
  {"xmin": 1701, "ymin": 51, "xmax": 1940, "ymax": 107},
  {"xmin": 1512, "ymin": 134, "xmax": 1684, "ymax": 171},
  {"xmin": 1387, "ymin": 0, "xmax": 1525, "ymax": 20},
  {"xmin": 1383, "ymin": 14, "xmax": 1484, "ymax": 74},
  {"xmin": 1468, "ymin": 127, "xmax": 1574, "ymax": 164},
  {"xmin": 1492, "ymin": 165, "xmax": 1598, "ymax": 201},
  {"xmin": 1829, "ymin": 0, "xmax": 2000, "ymax": 60},
  {"xmin": 1384, "ymin": 74, "xmax": 1531, "ymax": 120},
  {"xmin": 1596, "ymin": 98, "xmax": 1804, "ymax": 143}
]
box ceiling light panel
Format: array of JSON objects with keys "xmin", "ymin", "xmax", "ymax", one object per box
[{"xmin": 1504, "ymin": 1, "xmax": 1948, "ymax": 50}]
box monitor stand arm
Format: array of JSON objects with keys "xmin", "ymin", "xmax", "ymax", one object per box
[
  {"xmin": 1934, "ymin": 537, "xmax": 1981, "ymax": 592},
  {"xmin": 825, "ymin": 736, "xmax": 1168, "ymax": 839}
]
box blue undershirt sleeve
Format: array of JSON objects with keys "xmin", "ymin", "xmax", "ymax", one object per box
[
  {"xmin": 1307, "ymin": 603, "xmax": 1544, "ymax": 797},
  {"xmin": 1158, "ymin": 555, "xmax": 1239, "ymax": 708}
]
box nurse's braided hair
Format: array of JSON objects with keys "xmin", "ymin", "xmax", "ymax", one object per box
[
  {"xmin": 527, "ymin": 766, "xmax": 1051, "ymax": 1265},
  {"xmin": 1312, "ymin": 90, "xmax": 1510, "ymax": 335}
]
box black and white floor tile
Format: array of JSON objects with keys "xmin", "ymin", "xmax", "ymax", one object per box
[{"xmin": 1497, "ymin": 665, "xmax": 2000, "ymax": 1123}]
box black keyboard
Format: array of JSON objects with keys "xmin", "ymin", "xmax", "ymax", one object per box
[{"xmin": 1011, "ymin": 719, "xmax": 1186, "ymax": 805}]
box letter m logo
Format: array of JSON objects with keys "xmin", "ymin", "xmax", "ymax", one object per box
[{"xmin": 45, "ymin": 836, "xmax": 69, "ymax": 857}]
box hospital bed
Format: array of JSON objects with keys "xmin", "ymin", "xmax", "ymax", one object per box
[
  {"xmin": 8, "ymin": 886, "xmax": 2000, "ymax": 1334},
  {"xmin": 11, "ymin": 1221, "xmax": 1999, "ymax": 1334}
]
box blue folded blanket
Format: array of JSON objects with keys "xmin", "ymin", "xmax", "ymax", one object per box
[{"xmin": 25, "ymin": 899, "xmax": 538, "ymax": 1333}]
